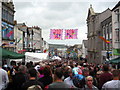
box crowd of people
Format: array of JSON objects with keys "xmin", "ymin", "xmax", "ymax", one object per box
[{"xmin": 0, "ymin": 58, "xmax": 120, "ymax": 90}]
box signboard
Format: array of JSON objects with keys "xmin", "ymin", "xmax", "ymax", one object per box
[{"xmin": 113, "ymin": 49, "xmax": 120, "ymax": 55}]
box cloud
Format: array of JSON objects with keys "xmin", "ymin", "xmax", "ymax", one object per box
[{"xmin": 14, "ymin": 1, "xmax": 118, "ymax": 45}]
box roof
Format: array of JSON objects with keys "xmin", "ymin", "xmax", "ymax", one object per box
[
  {"xmin": 112, "ymin": 1, "xmax": 120, "ymax": 11},
  {"xmin": 49, "ymin": 44, "xmax": 66, "ymax": 48},
  {"xmin": 0, "ymin": 47, "xmax": 25, "ymax": 59}
]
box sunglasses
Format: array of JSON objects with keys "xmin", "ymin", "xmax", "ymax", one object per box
[{"xmin": 87, "ymin": 80, "xmax": 93, "ymax": 81}]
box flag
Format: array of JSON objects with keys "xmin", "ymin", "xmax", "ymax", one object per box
[
  {"xmin": 50, "ymin": 29, "xmax": 63, "ymax": 40},
  {"xmin": 99, "ymin": 36, "xmax": 110, "ymax": 43},
  {"xmin": 17, "ymin": 38, "xmax": 22, "ymax": 43},
  {"xmin": 44, "ymin": 49, "xmax": 48, "ymax": 53},
  {"xmin": 15, "ymin": 38, "xmax": 22, "ymax": 45},
  {"xmin": 6, "ymin": 31, "xmax": 13, "ymax": 37},
  {"xmin": 33, "ymin": 41, "xmax": 38, "ymax": 45},
  {"xmin": 65, "ymin": 29, "xmax": 78, "ymax": 39}
]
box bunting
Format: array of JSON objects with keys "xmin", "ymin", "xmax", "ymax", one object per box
[
  {"xmin": 65, "ymin": 29, "xmax": 78, "ymax": 39},
  {"xmin": 50, "ymin": 29, "xmax": 63, "ymax": 40}
]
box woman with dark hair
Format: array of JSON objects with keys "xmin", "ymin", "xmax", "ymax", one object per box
[{"xmin": 38, "ymin": 65, "xmax": 53, "ymax": 88}]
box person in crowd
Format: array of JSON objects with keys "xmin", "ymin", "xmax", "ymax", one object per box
[
  {"xmin": 38, "ymin": 67, "xmax": 44, "ymax": 78},
  {"xmin": 72, "ymin": 63, "xmax": 79, "ymax": 75},
  {"xmin": 9, "ymin": 61, "xmax": 17, "ymax": 76},
  {"xmin": 64, "ymin": 68, "xmax": 76, "ymax": 88},
  {"xmin": 72, "ymin": 73, "xmax": 85, "ymax": 89},
  {"xmin": 84, "ymin": 76, "xmax": 98, "ymax": 90},
  {"xmin": 82, "ymin": 67, "xmax": 90, "ymax": 77},
  {"xmin": 0, "ymin": 61, "xmax": 9, "ymax": 90},
  {"xmin": 10, "ymin": 65, "xmax": 28, "ymax": 90},
  {"xmin": 38, "ymin": 65, "xmax": 53, "ymax": 88},
  {"xmin": 48, "ymin": 67, "xmax": 70, "ymax": 89},
  {"xmin": 63, "ymin": 66, "xmax": 71, "ymax": 79},
  {"xmin": 22, "ymin": 68, "xmax": 44, "ymax": 90},
  {"xmin": 99, "ymin": 64, "xmax": 113, "ymax": 89},
  {"xmin": 102, "ymin": 69, "xmax": 120, "ymax": 89},
  {"xmin": 95, "ymin": 71, "xmax": 103, "ymax": 89}
]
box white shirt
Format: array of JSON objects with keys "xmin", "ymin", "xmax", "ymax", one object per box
[
  {"xmin": 0, "ymin": 68, "xmax": 9, "ymax": 90},
  {"xmin": 64, "ymin": 76, "xmax": 76, "ymax": 88},
  {"xmin": 102, "ymin": 80, "xmax": 120, "ymax": 90}
]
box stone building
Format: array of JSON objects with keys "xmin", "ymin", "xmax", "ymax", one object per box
[
  {"xmin": 2, "ymin": 1, "xmax": 15, "ymax": 51},
  {"xmin": 112, "ymin": 1, "xmax": 120, "ymax": 58},
  {"xmin": 32, "ymin": 26, "xmax": 43, "ymax": 52},
  {"xmin": 87, "ymin": 5, "xmax": 112, "ymax": 64}
]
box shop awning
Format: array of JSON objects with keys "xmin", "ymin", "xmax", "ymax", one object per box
[
  {"xmin": 108, "ymin": 57, "xmax": 120, "ymax": 64},
  {"xmin": 0, "ymin": 47, "xmax": 25, "ymax": 59}
]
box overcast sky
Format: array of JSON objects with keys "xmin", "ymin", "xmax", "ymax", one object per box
[{"xmin": 13, "ymin": 0, "xmax": 118, "ymax": 45}]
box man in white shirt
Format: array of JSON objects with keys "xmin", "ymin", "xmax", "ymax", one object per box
[
  {"xmin": 102, "ymin": 69, "xmax": 120, "ymax": 90},
  {"xmin": 0, "ymin": 61, "xmax": 9, "ymax": 90},
  {"xmin": 64, "ymin": 68, "xmax": 76, "ymax": 88}
]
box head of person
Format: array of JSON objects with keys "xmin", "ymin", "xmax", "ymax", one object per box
[
  {"xmin": 96, "ymin": 71, "xmax": 103, "ymax": 78},
  {"xmin": 18, "ymin": 65, "xmax": 27, "ymax": 73},
  {"xmin": 82, "ymin": 68, "xmax": 89, "ymax": 77},
  {"xmin": 28, "ymin": 68, "xmax": 37, "ymax": 78},
  {"xmin": 43, "ymin": 65, "xmax": 52, "ymax": 76},
  {"xmin": 10, "ymin": 61, "xmax": 16, "ymax": 67},
  {"xmin": 27, "ymin": 85, "xmax": 42, "ymax": 90},
  {"xmin": 54, "ymin": 67, "xmax": 63, "ymax": 80},
  {"xmin": 102, "ymin": 64, "xmax": 109, "ymax": 72},
  {"xmin": 112, "ymin": 69, "xmax": 120, "ymax": 78},
  {"xmin": 85, "ymin": 76, "xmax": 93, "ymax": 88}
]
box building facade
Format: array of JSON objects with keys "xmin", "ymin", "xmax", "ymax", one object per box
[
  {"xmin": 87, "ymin": 5, "xmax": 112, "ymax": 64},
  {"xmin": 2, "ymin": 1, "xmax": 15, "ymax": 51},
  {"xmin": 14, "ymin": 21, "xmax": 24, "ymax": 53},
  {"xmin": 112, "ymin": 1, "xmax": 120, "ymax": 58},
  {"xmin": 101, "ymin": 15, "xmax": 112, "ymax": 61},
  {"xmin": 32, "ymin": 26, "xmax": 42, "ymax": 52}
]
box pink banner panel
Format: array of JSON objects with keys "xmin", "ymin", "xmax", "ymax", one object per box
[
  {"xmin": 65, "ymin": 29, "xmax": 78, "ymax": 39},
  {"xmin": 50, "ymin": 29, "xmax": 63, "ymax": 40}
]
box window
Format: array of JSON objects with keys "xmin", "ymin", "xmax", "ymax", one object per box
[
  {"xmin": 115, "ymin": 28, "xmax": 120, "ymax": 42},
  {"xmin": 114, "ymin": 9, "xmax": 120, "ymax": 22},
  {"xmin": 3, "ymin": 9, "xmax": 5, "ymax": 19},
  {"xmin": 2, "ymin": 8, "xmax": 4, "ymax": 19}
]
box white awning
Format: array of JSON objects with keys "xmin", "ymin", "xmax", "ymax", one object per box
[{"xmin": 25, "ymin": 52, "xmax": 49, "ymax": 62}]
